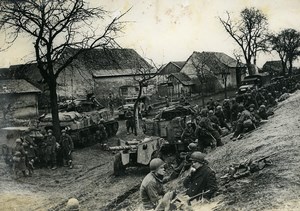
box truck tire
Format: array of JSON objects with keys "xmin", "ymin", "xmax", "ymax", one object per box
[{"xmin": 113, "ymin": 153, "xmax": 126, "ymax": 176}]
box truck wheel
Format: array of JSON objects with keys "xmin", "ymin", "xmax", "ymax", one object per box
[{"xmin": 113, "ymin": 153, "xmax": 126, "ymax": 176}]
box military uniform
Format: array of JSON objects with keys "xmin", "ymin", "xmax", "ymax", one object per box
[
  {"xmin": 60, "ymin": 133, "xmax": 74, "ymax": 167},
  {"xmin": 140, "ymin": 172, "xmax": 165, "ymax": 210},
  {"xmin": 183, "ymin": 165, "xmax": 218, "ymax": 200},
  {"xmin": 45, "ymin": 134, "xmax": 57, "ymax": 169}
]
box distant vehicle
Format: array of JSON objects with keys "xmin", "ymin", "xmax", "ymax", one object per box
[
  {"xmin": 106, "ymin": 136, "xmax": 165, "ymax": 176},
  {"xmin": 116, "ymin": 96, "xmax": 153, "ymax": 119},
  {"xmin": 238, "ymin": 75, "xmax": 263, "ymax": 94}
]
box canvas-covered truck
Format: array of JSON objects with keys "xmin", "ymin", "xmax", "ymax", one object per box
[{"xmin": 106, "ymin": 137, "xmax": 166, "ymax": 176}]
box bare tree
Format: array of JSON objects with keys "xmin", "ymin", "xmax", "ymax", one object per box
[
  {"xmin": 268, "ymin": 28, "xmax": 300, "ymax": 75},
  {"xmin": 191, "ymin": 53, "xmax": 216, "ymax": 107},
  {"xmin": 0, "ymin": 0, "xmax": 127, "ymax": 137},
  {"xmin": 132, "ymin": 59, "xmax": 158, "ymax": 136},
  {"xmin": 219, "ymin": 7, "xmax": 268, "ymax": 75}
]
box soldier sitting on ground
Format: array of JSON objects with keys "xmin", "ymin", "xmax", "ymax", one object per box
[
  {"xmin": 183, "ymin": 151, "xmax": 218, "ymax": 201},
  {"xmin": 140, "ymin": 158, "xmax": 167, "ymax": 210},
  {"xmin": 231, "ymin": 105, "xmax": 256, "ymax": 141},
  {"xmin": 181, "ymin": 120, "xmax": 196, "ymax": 145}
]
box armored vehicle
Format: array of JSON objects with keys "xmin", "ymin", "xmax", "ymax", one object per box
[
  {"xmin": 143, "ymin": 105, "xmax": 196, "ymax": 152},
  {"xmin": 106, "ymin": 137, "xmax": 165, "ymax": 176},
  {"xmin": 39, "ymin": 98, "xmax": 119, "ymax": 147}
]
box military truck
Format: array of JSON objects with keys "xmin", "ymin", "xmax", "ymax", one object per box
[
  {"xmin": 106, "ymin": 137, "xmax": 166, "ymax": 176},
  {"xmin": 39, "ymin": 98, "xmax": 119, "ymax": 147}
]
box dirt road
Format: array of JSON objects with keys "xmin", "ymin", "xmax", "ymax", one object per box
[{"xmin": 1, "ymin": 91, "xmax": 300, "ymax": 210}]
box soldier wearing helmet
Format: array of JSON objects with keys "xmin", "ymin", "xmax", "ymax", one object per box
[
  {"xmin": 183, "ymin": 151, "xmax": 218, "ymax": 200},
  {"xmin": 215, "ymin": 106, "xmax": 231, "ymax": 131},
  {"xmin": 44, "ymin": 129, "xmax": 58, "ymax": 170},
  {"xmin": 181, "ymin": 120, "xmax": 196, "ymax": 145},
  {"xmin": 196, "ymin": 109, "xmax": 223, "ymax": 151},
  {"xmin": 140, "ymin": 158, "xmax": 166, "ymax": 210},
  {"xmin": 13, "ymin": 138, "xmax": 28, "ymax": 177},
  {"xmin": 59, "ymin": 129, "xmax": 74, "ymax": 169}
]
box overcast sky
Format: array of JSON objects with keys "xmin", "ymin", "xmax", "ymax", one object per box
[{"xmin": 0, "ymin": 0, "xmax": 300, "ymax": 68}]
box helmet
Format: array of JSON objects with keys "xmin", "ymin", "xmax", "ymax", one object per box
[
  {"xmin": 99, "ymin": 118, "xmax": 105, "ymax": 123},
  {"xmin": 200, "ymin": 109, "xmax": 208, "ymax": 117},
  {"xmin": 47, "ymin": 129, "xmax": 53, "ymax": 133},
  {"xmin": 208, "ymin": 110, "xmax": 214, "ymax": 114},
  {"xmin": 216, "ymin": 105, "xmax": 222, "ymax": 110},
  {"xmin": 61, "ymin": 129, "xmax": 66, "ymax": 133},
  {"xmin": 16, "ymin": 138, "xmax": 22, "ymax": 144},
  {"xmin": 190, "ymin": 151, "xmax": 206, "ymax": 163},
  {"xmin": 66, "ymin": 198, "xmax": 79, "ymax": 211},
  {"xmin": 14, "ymin": 151, "xmax": 22, "ymax": 157},
  {"xmin": 188, "ymin": 143, "xmax": 198, "ymax": 151},
  {"xmin": 149, "ymin": 158, "xmax": 165, "ymax": 172},
  {"xmin": 249, "ymin": 104, "xmax": 255, "ymax": 108},
  {"xmin": 260, "ymin": 104, "xmax": 266, "ymax": 109},
  {"xmin": 186, "ymin": 120, "xmax": 192, "ymax": 125}
]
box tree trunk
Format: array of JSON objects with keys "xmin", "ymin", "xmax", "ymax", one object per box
[
  {"xmin": 224, "ymin": 77, "xmax": 228, "ymax": 99},
  {"xmin": 48, "ymin": 80, "xmax": 61, "ymax": 139},
  {"xmin": 201, "ymin": 83, "xmax": 205, "ymax": 107},
  {"xmin": 133, "ymin": 82, "xmax": 143, "ymax": 136},
  {"xmin": 246, "ymin": 62, "xmax": 254, "ymax": 76},
  {"xmin": 288, "ymin": 58, "xmax": 293, "ymax": 75}
]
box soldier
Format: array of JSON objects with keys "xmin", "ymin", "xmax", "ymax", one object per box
[
  {"xmin": 44, "ymin": 129, "xmax": 58, "ymax": 170},
  {"xmin": 215, "ymin": 106, "xmax": 231, "ymax": 131},
  {"xmin": 60, "ymin": 129, "xmax": 74, "ymax": 168},
  {"xmin": 230, "ymin": 98, "xmax": 239, "ymax": 123},
  {"xmin": 208, "ymin": 110, "xmax": 222, "ymax": 135},
  {"xmin": 183, "ymin": 151, "xmax": 218, "ymax": 200},
  {"xmin": 140, "ymin": 158, "xmax": 166, "ymax": 210},
  {"xmin": 22, "ymin": 141, "xmax": 35, "ymax": 176},
  {"xmin": 13, "ymin": 138, "xmax": 27, "ymax": 177},
  {"xmin": 125, "ymin": 108, "xmax": 134, "ymax": 134},
  {"xmin": 97, "ymin": 119, "xmax": 108, "ymax": 144},
  {"xmin": 231, "ymin": 105, "xmax": 256, "ymax": 141},
  {"xmin": 181, "ymin": 121, "xmax": 196, "ymax": 145},
  {"xmin": 196, "ymin": 109, "xmax": 223, "ymax": 150},
  {"xmin": 222, "ymin": 99, "xmax": 231, "ymax": 122},
  {"xmin": 258, "ymin": 104, "xmax": 268, "ymax": 120}
]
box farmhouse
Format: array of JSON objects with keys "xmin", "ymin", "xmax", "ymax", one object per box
[
  {"xmin": 0, "ymin": 79, "xmax": 41, "ymax": 120},
  {"xmin": 180, "ymin": 51, "xmax": 246, "ymax": 93}
]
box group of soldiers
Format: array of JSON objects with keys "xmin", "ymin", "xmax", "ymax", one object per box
[
  {"xmin": 12, "ymin": 128, "xmax": 74, "ymax": 177},
  {"xmin": 139, "ymin": 75, "xmax": 300, "ymax": 210}
]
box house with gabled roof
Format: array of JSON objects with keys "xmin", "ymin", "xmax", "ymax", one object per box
[
  {"xmin": 261, "ymin": 60, "xmax": 283, "ymax": 76},
  {"xmin": 180, "ymin": 51, "xmax": 246, "ymax": 93},
  {"xmin": 6, "ymin": 48, "xmax": 155, "ymax": 101},
  {"xmin": 0, "ymin": 79, "xmax": 41, "ymax": 119},
  {"xmin": 157, "ymin": 61, "xmax": 186, "ymax": 97}
]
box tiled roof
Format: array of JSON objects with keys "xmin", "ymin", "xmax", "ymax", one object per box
[{"xmin": 0, "ymin": 79, "xmax": 41, "ymax": 94}]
